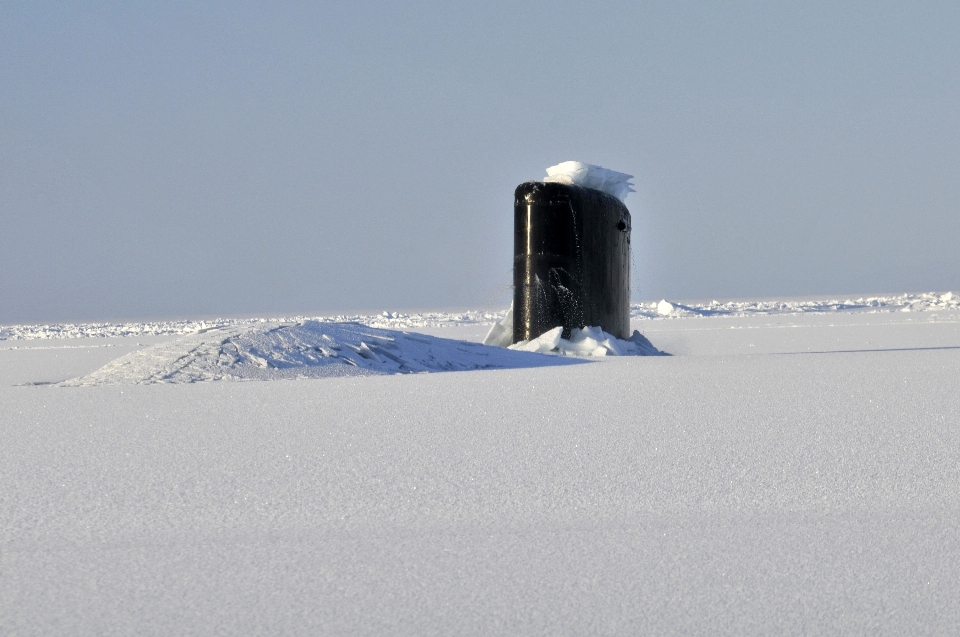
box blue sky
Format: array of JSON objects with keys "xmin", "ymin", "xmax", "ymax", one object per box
[{"xmin": 2, "ymin": 1, "xmax": 959, "ymax": 322}]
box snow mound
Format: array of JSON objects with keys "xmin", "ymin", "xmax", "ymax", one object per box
[
  {"xmin": 509, "ymin": 326, "xmax": 666, "ymax": 357},
  {"xmin": 61, "ymin": 321, "xmax": 581, "ymax": 386},
  {"xmin": 544, "ymin": 161, "xmax": 635, "ymax": 202}
]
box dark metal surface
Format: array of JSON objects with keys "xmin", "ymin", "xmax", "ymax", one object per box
[{"xmin": 513, "ymin": 181, "xmax": 632, "ymax": 342}]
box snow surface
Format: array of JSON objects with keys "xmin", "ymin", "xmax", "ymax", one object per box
[
  {"xmin": 2, "ymin": 293, "xmax": 960, "ymax": 635},
  {"xmin": 543, "ymin": 161, "xmax": 635, "ymax": 202}
]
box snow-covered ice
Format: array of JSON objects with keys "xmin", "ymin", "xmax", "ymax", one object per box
[
  {"xmin": 543, "ymin": 160, "xmax": 635, "ymax": 202},
  {"xmin": 2, "ymin": 292, "xmax": 960, "ymax": 635},
  {"xmin": 61, "ymin": 321, "xmax": 581, "ymax": 386},
  {"xmin": 657, "ymin": 299, "xmax": 675, "ymax": 315}
]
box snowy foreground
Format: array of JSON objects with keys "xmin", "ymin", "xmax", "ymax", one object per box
[{"xmin": 2, "ymin": 292, "xmax": 960, "ymax": 635}]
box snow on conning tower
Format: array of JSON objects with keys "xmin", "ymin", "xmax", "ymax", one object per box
[{"xmin": 513, "ymin": 162, "xmax": 634, "ymax": 343}]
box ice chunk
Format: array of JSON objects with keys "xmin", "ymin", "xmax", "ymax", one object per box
[
  {"xmin": 509, "ymin": 326, "xmax": 563, "ymax": 354},
  {"xmin": 627, "ymin": 330, "xmax": 663, "ymax": 356},
  {"xmin": 575, "ymin": 326, "xmax": 606, "ymax": 342},
  {"xmin": 561, "ymin": 339, "xmax": 600, "ymax": 355},
  {"xmin": 558, "ymin": 329, "xmax": 601, "ymax": 355},
  {"xmin": 600, "ymin": 338, "xmax": 627, "ymax": 356},
  {"xmin": 544, "ymin": 161, "xmax": 635, "ymax": 202},
  {"xmin": 483, "ymin": 303, "xmax": 514, "ymax": 348},
  {"xmin": 506, "ymin": 324, "xmax": 666, "ymax": 357},
  {"xmin": 356, "ymin": 342, "xmax": 382, "ymax": 362},
  {"xmin": 657, "ymin": 300, "xmax": 674, "ymax": 315}
]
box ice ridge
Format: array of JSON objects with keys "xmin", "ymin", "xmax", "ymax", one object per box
[
  {"xmin": 60, "ymin": 321, "xmax": 581, "ymax": 386},
  {"xmin": 2, "ymin": 292, "xmax": 956, "ymax": 342}
]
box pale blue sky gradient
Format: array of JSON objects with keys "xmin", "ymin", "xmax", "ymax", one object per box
[{"xmin": 3, "ymin": 2, "xmax": 959, "ymax": 323}]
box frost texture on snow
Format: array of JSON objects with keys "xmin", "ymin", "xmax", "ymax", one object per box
[
  {"xmin": 1, "ymin": 291, "xmax": 957, "ymax": 342},
  {"xmin": 60, "ymin": 321, "xmax": 580, "ymax": 386},
  {"xmin": 543, "ymin": 161, "xmax": 635, "ymax": 202}
]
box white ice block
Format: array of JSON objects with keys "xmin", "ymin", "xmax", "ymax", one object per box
[{"xmin": 544, "ymin": 161, "xmax": 635, "ymax": 202}]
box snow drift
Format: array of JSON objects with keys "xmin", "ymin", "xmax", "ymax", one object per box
[{"xmin": 60, "ymin": 321, "xmax": 582, "ymax": 386}]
